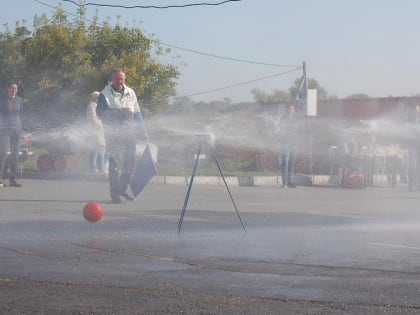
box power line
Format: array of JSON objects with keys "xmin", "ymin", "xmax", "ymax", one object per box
[
  {"xmin": 177, "ymin": 67, "xmax": 302, "ymax": 98},
  {"xmin": 32, "ymin": 0, "xmax": 304, "ymax": 98},
  {"xmin": 62, "ymin": 0, "xmax": 241, "ymax": 9},
  {"xmin": 34, "ymin": 0, "xmax": 301, "ymax": 70},
  {"xmin": 34, "ymin": 0, "xmax": 81, "ymax": 19},
  {"xmin": 34, "ymin": 0, "xmax": 59, "ymax": 10},
  {"xmin": 159, "ymin": 42, "xmax": 300, "ymax": 68}
]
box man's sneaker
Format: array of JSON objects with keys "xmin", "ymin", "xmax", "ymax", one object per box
[
  {"xmin": 111, "ymin": 196, "xmax": 122, "ymax": 204},
  {"xmin": 120, "ymin": 191, "xmax": 134, "ymax": 201},
  {"xmin": 9, "ymin": 179, "xmax": 22, "ymax": 187}
]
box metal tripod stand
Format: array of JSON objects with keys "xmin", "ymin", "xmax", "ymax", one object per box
[{"xmin": 178, "ymin": 142, "xmax": 246, "ymax": 233}]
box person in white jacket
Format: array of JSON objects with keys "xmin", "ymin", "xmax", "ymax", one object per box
[
  {"xmin": 86, "ymin": 91, "xmax": 107, "ymax": 173},
  {"xmin": 97, "ymin": 69, "xmax": 148, "ymax": 203}
]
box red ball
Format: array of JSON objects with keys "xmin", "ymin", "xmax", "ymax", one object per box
[{"xmin": 83, "ymin": 202, "xmax": 103, "ymax": 222}]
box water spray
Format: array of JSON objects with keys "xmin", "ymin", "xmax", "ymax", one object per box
[{"xmin": 177, "ymin": 127, "xmax": 246, "ymax": 234}]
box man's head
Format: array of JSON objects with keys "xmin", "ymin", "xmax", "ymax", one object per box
[
  {"xmin": 111, "ymin": 68, "xmax": 126, "ymax": 91},
  {"xmin": 286, "ymin": 103, "xmax": 295, "ymax": 116},
  {"xmin": 7, "ymin": 81, "xmax": 18, "ymax": 99}
]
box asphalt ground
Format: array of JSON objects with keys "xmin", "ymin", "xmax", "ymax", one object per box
[{"xmin": 1, "ymin": 178, "xmax": 420, "ymax": 314}]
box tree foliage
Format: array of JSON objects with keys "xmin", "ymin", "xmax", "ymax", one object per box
[
  {"xmin": 288, "ymin": 77, "xmax": 329, "ymax": 101},
  {"xmin": 0, "ymin": 4, "xmax": 179, "ymax": 129},
  {"xmin": 251, "ymin": 88, "xmax": 289, "ymax": 104},
  {"xmin": 251, "ymin": 77, "xmax": 330, "ymax": 105},
  {"xmin": 346, "ymin": 93, "xmax": 369, "ymax": 99}
]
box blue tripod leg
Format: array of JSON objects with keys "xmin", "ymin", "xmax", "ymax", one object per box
[
  {"xmin": 178, "ymin": 144, "xmax": 201, "ymax": 233},
  {"xmin": 211, "ymin": 147, "xmax": 247, "ymax": 233}
]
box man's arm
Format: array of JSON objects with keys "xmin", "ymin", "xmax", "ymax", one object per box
[{"xmin": 96, "ymin": 93, "xmax": 108, "ymax": 119}]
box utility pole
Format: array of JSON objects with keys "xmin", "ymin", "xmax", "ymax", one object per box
[
  {"xmin": 302, "ymin": 61, "xmax": 314, "ymax": 181},
  {"xmin": 303, "ymin": 61, "xmax": 308, "ymax": 99},
  {"xmin": 292, "ymin": 61, "xmax": 313, "ymax": 182},
  {"xmin": 295, "ymin": 61, "xmax": 308, "ymax": 105}
]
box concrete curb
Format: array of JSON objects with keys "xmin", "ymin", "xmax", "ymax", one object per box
[
  {"xmin": 20, "ymin": 171, "xmax": 393, "ymax": 187},
  {"xmin": 148, "ymin": 175, "xmax": 333, "ymax": 187}
]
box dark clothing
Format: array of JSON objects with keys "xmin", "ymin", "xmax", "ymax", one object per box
[
  {"xmin": 408, "ymin": 147, "xmax": 420, "ymax": 190},
  {"xmin": 0, "ymin": 96, "xmax": 23, "ymax": 133},
  {"xmin": 386, "ymin": 156, "xmax": 402, "ymax": 187},
  {"xmin": 106, "ymin": 135, "xmax": 137, "ymax": 200},
  {"xmin": 279, "ymin": 112, "xmax": 298, "ymax": 187},
  {"xmin": 0, "ymin": 96, "xmax": 23, "ymax": 180},
  {"xmin": 407, "ymin": 112, "xmax": 420, "ymax": 190},
  {"xmin": 280, "ymin": 151, "xmax": 295, "ymax": 187}
]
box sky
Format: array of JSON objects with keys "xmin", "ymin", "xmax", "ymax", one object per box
[{"xmin": 2, "ymin": 0, "xmax": 420, "ymax": 103}]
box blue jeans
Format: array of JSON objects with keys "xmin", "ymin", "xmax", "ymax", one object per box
[
  {"xmin": 106, "ymin": 136, "xmax": 137, "ymax": 200},
  {"xmin": 0, "ymin": 131, "xmax": 21, "ymax": 180},
  {"xmin": 280, "ymin": 151, "xmax": 295, "ymax": 186},
  {"xmin": 89, "ymin": 145, "xmax": 106, "ymax": 172},
  {"xmin": 408, "ymin": 148, "xmax": 420, "ymax": 190}
]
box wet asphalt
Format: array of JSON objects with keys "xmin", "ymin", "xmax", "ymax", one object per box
[{"xmin": 1, "ymin": 178, "xmax": 420, "ymax": 308}]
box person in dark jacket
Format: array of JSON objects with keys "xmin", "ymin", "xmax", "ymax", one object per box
[
  {"xmin": 0, "ymin": 81, "xmax": 23, "ymax": 187},
  {"xmin": 407, "ymin": 105, "xmax": 420, "ymax": 191},
  {"xmin": 97, "ymin": 69, "xmax": 148, "ymax": 203},
  {"xmin": 279, "ymin": 103, "xmax": 298, "ymax": 188}
]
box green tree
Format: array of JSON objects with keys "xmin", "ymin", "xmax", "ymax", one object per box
[
  {"xmin": 171, "ymin": 96, "xmax": 194, "ymax": 113},
  {"xmin": 346, "ymin": 93, "xmax": 369, "ymax": 99},
  {"xmin": 251, "ymin": 88, "xmax": 289, "ymax": 104},
  {"xmin": 0, "ymin": 23, "xmax": 30, "ymax": 93},
  {"xmin": 0, "ymin": 4, "xmax": 179, "ymax": 128},
  {"xmin": 288, "ymin": 77, "xmax": 329, "ymax": 100}
]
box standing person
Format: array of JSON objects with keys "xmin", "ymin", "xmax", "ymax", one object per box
[
  {"xmin": 0, "ymin": 81, "xmax": 23, "ymax": 188},
  {"xmin": 279, "ymin": 103, "xmax": 298, "ymax": 188},
  {"xmin": 407, "ymin": 105, "xmax": 420, "ymax": 191},
  {"xmin": 86, "ymin": 91, "xmax": 107, "ymax": 173},
  {"xmin": 337, "ymin": 132, "xmax": 359, "ymax": 187},
  {"xmin": 97, "ymin": 68, "xmax": 148, "ymax": 203}
]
